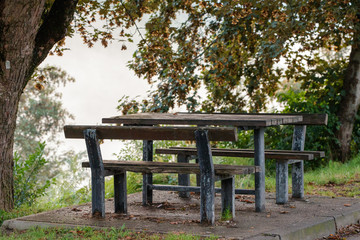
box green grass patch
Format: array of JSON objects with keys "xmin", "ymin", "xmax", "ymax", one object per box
[{"xmin": 0, "ymin": 226, "xmax": 217, "ymax": 240}]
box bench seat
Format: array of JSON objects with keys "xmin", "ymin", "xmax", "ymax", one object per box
[
  {"xmin": 81, "ymin": 159, "xmax": 258, "ymax": 220},
  {"xmin": 156, "ymin": 147, "xmax": 325, "ymax": 160},
  {"xmin": 82, "ymin": 160, "xmax": 260, "ymax": 175},
  {"xmin": 155, "ymin": 147, "xmax": 325, "ymax": 204}
]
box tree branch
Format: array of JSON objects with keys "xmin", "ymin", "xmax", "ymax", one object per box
[{"xmin": 31, "ymin": 0, "xmax": 78, "ymax": 75}]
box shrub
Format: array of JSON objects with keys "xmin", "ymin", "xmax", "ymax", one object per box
[{"xmin": 13, "ymin": 142, "xmax": 53, "ymax": 208}]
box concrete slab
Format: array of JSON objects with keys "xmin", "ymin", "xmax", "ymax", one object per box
[{"xmin": 2, "ymin": 191, "xmax": 360, "ymax": 239}]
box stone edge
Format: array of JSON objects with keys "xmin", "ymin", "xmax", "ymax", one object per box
[{"xmin": 248, "ymin": 205, "xmax": 360, "ymax": 240}]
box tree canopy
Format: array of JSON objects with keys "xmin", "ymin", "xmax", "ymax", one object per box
[{"xmin": 78, "ymin": 0, "xmax": 357, "ymax": 113}]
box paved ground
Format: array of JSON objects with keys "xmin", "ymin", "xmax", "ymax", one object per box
[{"xmin": 2, "ymin": 191, "xmax": 360, "ymax": 240}]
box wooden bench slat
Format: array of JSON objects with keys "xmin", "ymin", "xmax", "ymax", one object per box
[
  {"xmin": 176, "ymin": 113, "xmax": 328, "ymax": 126},
  {"xmin": 102, "ymin": 113, "xmax": 303, "ymax": 127},
  {"xmin": 82, "ymin": 160, "xmax": 260, "ymax": 175},
  {"xmin": 149, "ymin": 185, "xmax": 255, "ymax": 195},
  {"xmin": 166, "ymin": 147, "xmax": 325, "ymax": 158},
  {"xmin": 64, "ymin": 125, "xmax": 237, "ymax": 141},
  {"xmin": 155, "ymin": 148, "xmax": 318, "ymax": 160}
]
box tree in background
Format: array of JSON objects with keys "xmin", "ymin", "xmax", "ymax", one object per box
[
  {"xmin": 14, "ymin": 66, "xmax": 87, "ymax": 198},
  {"xmin": 15, "ymin": 66, "xmax": 74, "ymax": 159}
]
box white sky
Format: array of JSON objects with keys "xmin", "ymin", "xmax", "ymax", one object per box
[{"xmin": 41, "ymin": 34, "xmax": 149, "ymax": 158}]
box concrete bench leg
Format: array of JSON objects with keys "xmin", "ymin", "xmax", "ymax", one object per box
[
  {"xmin": 221, "ymin": 176, "xmax": 235, "ymax": 218},
  {"xmin": 292, "ymin": 125, "xmax": 306, "ymax": 199},
  {"xmin": 178, "ymin": 153, "xmax": 191, "ymax": 198},
  {"xmin": 143, "ymin": 140, "xmax": 153, "ymax": 206},
  {"xmin": 254, "ymin": 128, "xmax": 265, "ymax": 212},
  {"xmin": 195, "ymin": 129, "xmax": 215, "ymax": 225},
  {"xmin": 84, "ymin": 129, "xmax": 105, "ymax": 218},
  {"xmin": 276, "ymin": 160, "xmax": 288, "ymax": 204},
  {"xmin": 114, "ymin": 172, "xmax": 127, "ymax": 214}
]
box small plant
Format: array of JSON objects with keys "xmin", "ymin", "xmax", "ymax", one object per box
[
  {"xmin": 13, "ymin": 142, "xmax": 53, "ymax": 208},
  {"xmin": 221, "ymin": 208, "xmax": 233, "ymax": 221}
]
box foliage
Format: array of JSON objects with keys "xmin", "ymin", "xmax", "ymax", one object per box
[
  {"xmin": 83, "ymin": 0, "xmax": 358, "ymax": 114},
  {"xmin": 15, "ymin": 65, "xmax": 74, "ymax": 159},
  {"xmin": 273, "ymin": 51, "xmax": 360, "ymax": 162},
  {"xmin": 74, "ymin": 0, "xmax": 360, "ymax": 162},
  {"xmin": 40, "ymin": 150, "xmax": 90, "ymax": 208},
  {"xmin": 14, "ymin": 65, "xmax": 89, "ymax": 206},
  {"xmin": 13, "ymin": 142, "xmax": 53, "ymax": 208}
]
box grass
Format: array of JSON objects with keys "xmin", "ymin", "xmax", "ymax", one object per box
[
  {"xmin": 1, "ymin": 153, "xmax": 359, "ymax": 239},
  {"xmin": 0, "ymin": 226, "xmax": 216, "ymax": 240},
  {"xmin": 221, "ymin": 208, "xmax": 233, "ymax": 221},
  {"xmin": 303, "ymin": 154, "xmax": 360, "ymax": 197}
]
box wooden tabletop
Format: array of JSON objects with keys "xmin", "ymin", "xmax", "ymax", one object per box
[{"xmin": 102, "ymin": 113, "xmax": 303, "ymax": 127}]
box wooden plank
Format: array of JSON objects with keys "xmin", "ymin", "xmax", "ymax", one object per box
[
  {"xmin": 82, "ymin": 161, "xmax": 259, "ymax": 175},
  {"xmin": 149, "ymin": 185, "xmax": 255, "ymax": 195},
  {"xmin": 84, "ymin": 129, "xmax": 105, "ymax": 218},
  {"xmin": 102, "ymin": 113, "xmax": 303, "ymax": 127},
  {"xmin": 176, "ymin": 112, "xmax": 328, "ymax": 126},
  {"xmin": 156, "ymin": 148, "xmax": 315, "ymax": 160},
  {"xmin": 64, "ymin": 125, "xmax": 237, "ymax": 141},
  {"xmin": 195, "ymin": 129, "xmax": 215, "ymax": 225},
  {"xmin": 167, "ymin": 147, "xmax": 325, "ymax": 158}
]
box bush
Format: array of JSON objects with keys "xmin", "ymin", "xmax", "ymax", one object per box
[{"xmin": 13, "ymin": 142, "xmax": 53, "ymax": 208}]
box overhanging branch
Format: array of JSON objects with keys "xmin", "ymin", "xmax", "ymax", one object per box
[{"xmin": 31, "ymin": 0, "xmax": 78, "ymax": 74}]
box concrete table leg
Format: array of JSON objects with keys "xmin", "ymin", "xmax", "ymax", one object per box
[
  {"xmin": 221, "ymin": 176, "xmax": 235, "ymax": 218},
  {"xmin": 254, "ymin": 128, "xmax": 265, "ymax": 212},
  {"xmin": 276, "ymin": 160, "xmax": 288, "ymax": 204},
  {"xmin": 114, "ymin": 172, "xmax": 127, "ymax": 214},
  {"xmin": 195, "ymin": 129, "xmax": 215, "ymax": 225},
  {"xmin": 178, "ymin": 153, "xmax": 191, "ymax": 198},
  {"xmin": 84, "ymin": 129, "xmax": 105, "ymax": 218},
  {"xmin": 292, "ymin": 125, "xmax": 306, "ymax": 199},
  {"xmin": 143, "ymin": 140, "xmax": 153, "ymax": 206}
]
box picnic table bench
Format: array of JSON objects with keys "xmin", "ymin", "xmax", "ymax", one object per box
[
  {"xmin": 155, "ymin": 147, "xmax": 325, "ymax": 203},
  {"xmin": 64, "ymin": 112, "xmax": 327, "ymax": 225}
]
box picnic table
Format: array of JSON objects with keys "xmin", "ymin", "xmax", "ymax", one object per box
[
  {"xmin": 102, "ymin": 113, "xmax": 303, "ymax": 210},
  {"xmin": 65, "ymin": 112, "xmax": 327, "ymax": 225}
]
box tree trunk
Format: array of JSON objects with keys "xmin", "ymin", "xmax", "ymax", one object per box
[
  {"xmin": 0, "ymin": 89, "xmax": 20, "ymax": 210},
  {"xmin": 336, "ymin": 36, "xmax": 360, "ymax": 162},
  {"xmin": 0, "ymin": 0, "xmax": 78, "ymax": 211}
]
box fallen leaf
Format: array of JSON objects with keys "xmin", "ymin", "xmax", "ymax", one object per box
[
  {"xmin": 242, "ymin": 199, "xmax": 255, "ymax": 204},
  {"xmin": 344, "ymin": 204, "xmax": 351, "ymax": 207},
  {"xmin": 165, "ymin": 208, "xmax": 176, "ymax": 211},
  {"xmin": 280, "ymin": 211, "xmax": 289, "ymax": 214}
]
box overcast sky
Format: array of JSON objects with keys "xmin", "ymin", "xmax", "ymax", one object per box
[{"xmin": 41, "ymin": 34, "xmax": 149, "ymax": 158}]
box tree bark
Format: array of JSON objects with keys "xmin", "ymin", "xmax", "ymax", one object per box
[
  {"xmin": 336, "ymin": 33, "xmax": 360, "ymax": 162},
  {"xmin": 0, "ymin": 0, "xmax": 78, "ymax": 211}
]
